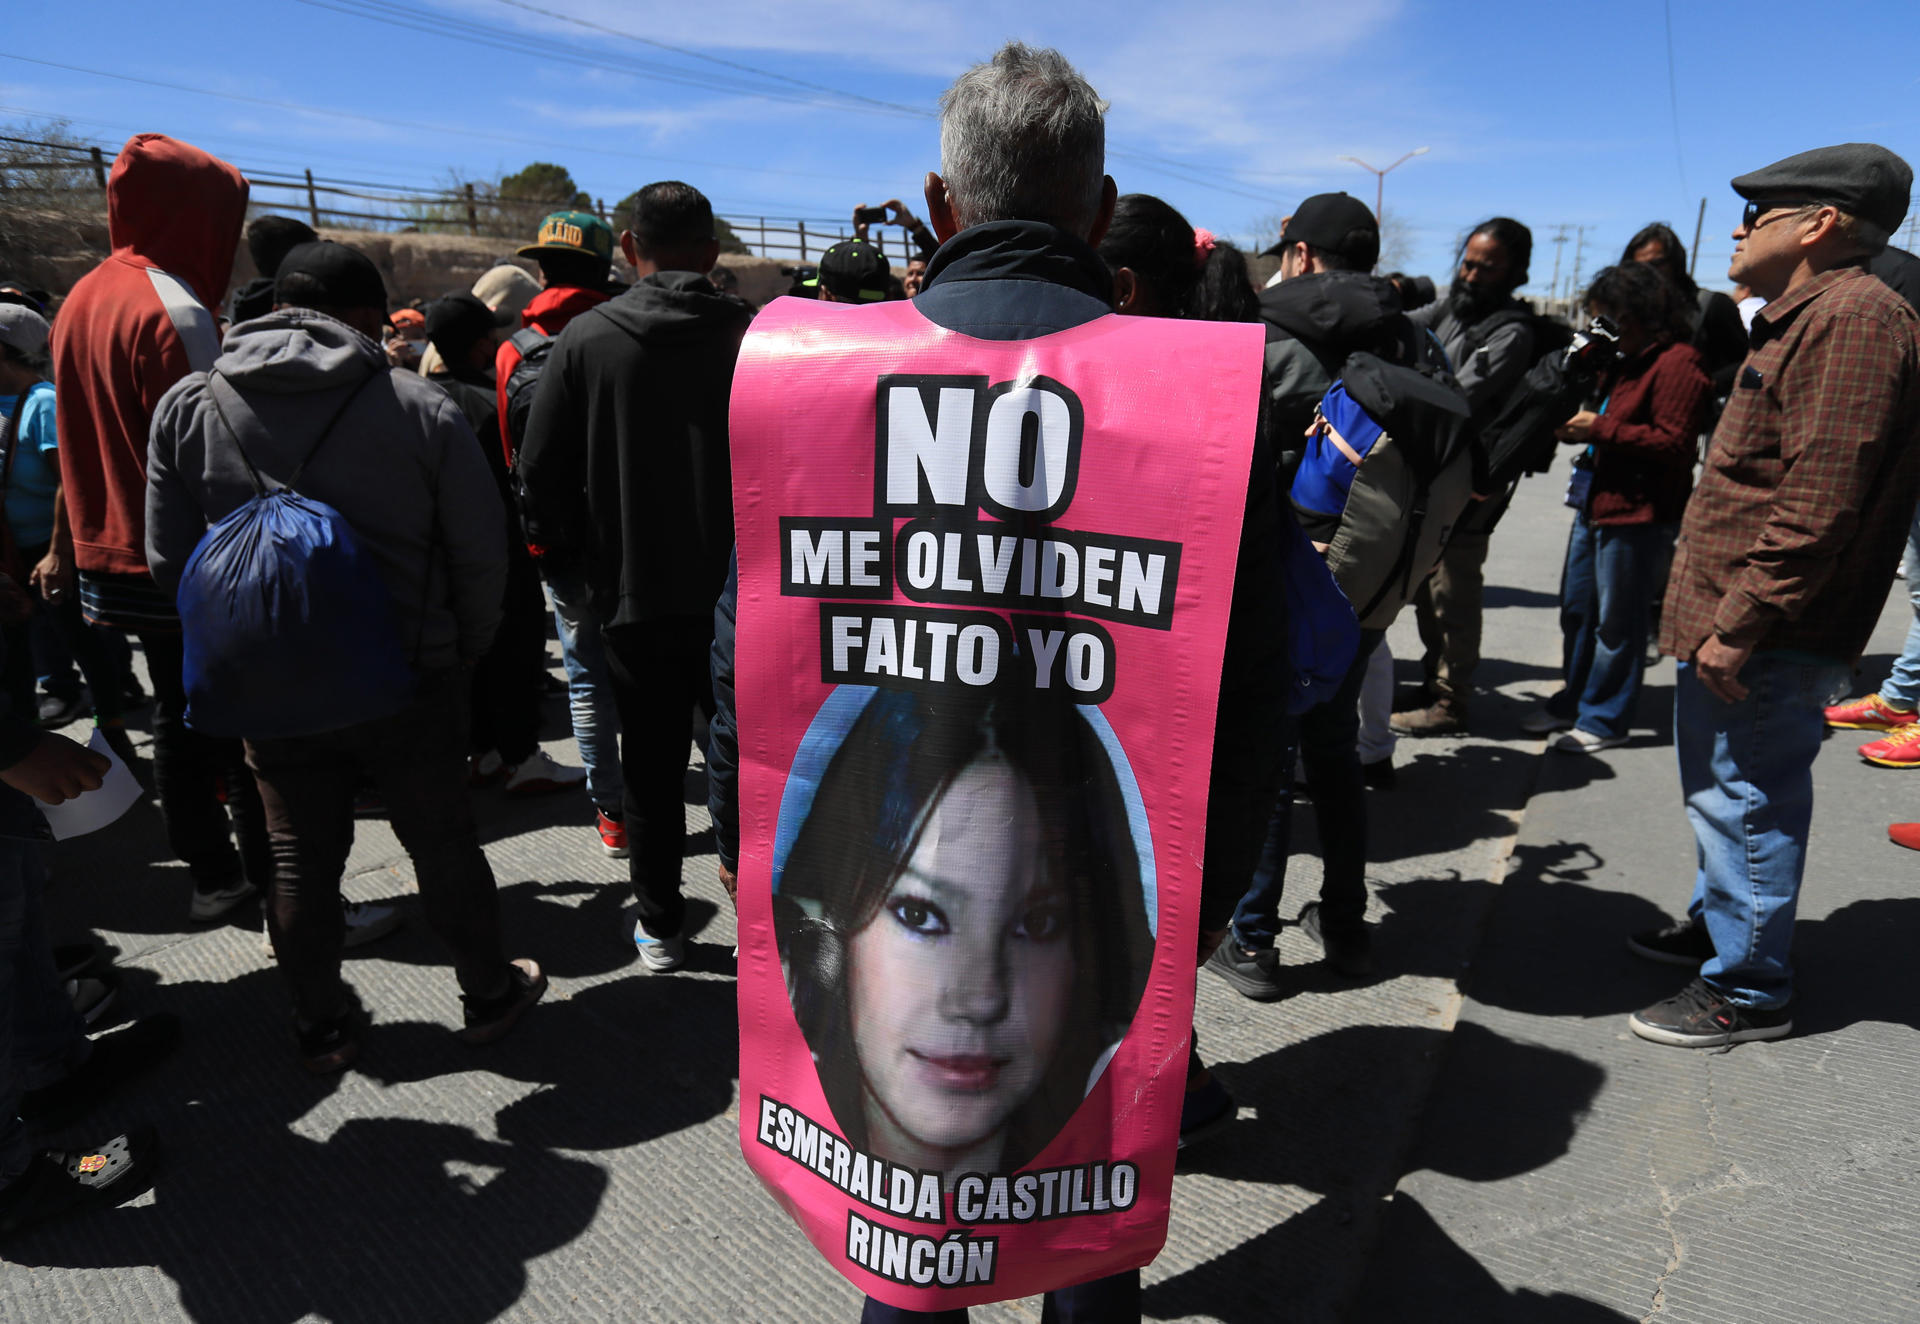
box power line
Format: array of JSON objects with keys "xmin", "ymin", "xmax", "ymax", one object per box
[
  {"xmin": 1662, "ymin": 0, "xmax": 1688, "ymax": 199},
  {"xmin": 295, "ymin": 0, "xmax": 925, "ymax": 120},
  {"xmin": 0, "ymin": 53, "xmax": 891, "ymax": 189},
  {"xmin": 308, "ymin": 0, "xmax": 1287, "ymax": 206},
  {"xmin": 485, "ymin": 0, "xmax": 934, "ymax": 120}
]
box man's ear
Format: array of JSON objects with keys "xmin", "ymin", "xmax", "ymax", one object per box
[
  {"xmin": 1111, "ymin": 266, "xmax": 1138, "ymax": 314},
  {"xmin": 619, "ymin": 230, "xmax": 640, "ymax": 269},
  {"xmin": 1085, "ymin": 175, "xmax": 1119, "ymax": 247},
  {"xmin": 925, "ymin": 172, "xmax": 959, "ymax": 243},
  {"xmin": 1800, "ymin": 205, "xmax": 1843, "ymax": 253}
]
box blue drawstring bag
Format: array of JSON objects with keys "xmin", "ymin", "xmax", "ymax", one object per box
[
  {"xmin": 1278, "ymin": 508, "xmax": 1360, "ymax": 715},
  {"xmin": 177, "ymin": 373, "xmax": 416, "ymax": 740}
]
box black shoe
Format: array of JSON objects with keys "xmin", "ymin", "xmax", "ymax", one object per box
[
  {"xmin": 1629, "ymin": 977, "xmax": 1792, "ymax": 1048},
  {"xmin": 459, "ymin": 958, "xmax": 548, "ymax": 1044},
  {"xmin": 1392, "ymin": 682, "xmax": 1435, "ymax": 714},
  {"xmin": 1205, "ymin": 940, "xmax": 1286, "ymax": 1002},
  {"xmin": 1362, "ymin": 757, "xmax": 1397, "ymax": 790},
  {"xmin": 68, "ymin": 975, "xmax": 119, "ymax": 1027},
  {"xmin": 1627, "ymin": 915, "xmax": 1713, "ymax": 966},
  {"xmin": 0, "ymin": 1129, "xmax": 158, "ymax": 1240},
  {"xmin": 1300, "ymin": 902, "xmax": 1374, "ymax": 977},
  {"xmin": 36, "ymin": 692, "xmax": 89, "ymax": 728},
  {"xmin": 53, "ymin": 942, "xmax": 100, "ymax": 983},
  {"xmin": 19, "ymin": 1014, "xmax": 182, "ymax": 1128},
  {"xmin": 295, "ymin": 1000, "xmax": 368, "ymax": 1075},
  {"xmin": 1177, "ymin": 1075, "xmax": 1236, "ymax": 1150}
]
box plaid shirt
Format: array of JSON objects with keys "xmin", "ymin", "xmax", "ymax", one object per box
[{"xmin": 1661, "ymin": 265, "xmax": 1920, "ymax": 662}]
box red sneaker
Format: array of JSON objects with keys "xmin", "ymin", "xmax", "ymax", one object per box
[
  {"xmin": 1824, "ymin": 693, "xmax": 1918, "ymax": 731},
  {"xmin": 1890, "ymin": 823, "xmax": 1920, "ymax": 851},
  {"xmin": 1860, "ymin": 724, "xmax": 1920, "ymax": 768},
  {"xmin": 596, "ymin": 808, "xmax": 629, "ymax": 859}
]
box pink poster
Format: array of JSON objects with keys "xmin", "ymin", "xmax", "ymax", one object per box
[{"xmin": 730, "ymin": 297, "xmax": 1262, "ymax": 1309}]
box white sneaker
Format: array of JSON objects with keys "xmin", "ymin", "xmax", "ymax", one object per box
[
  {"xmin": 1519, "ymin": 704, "xmax": 1575, "ymax": 734},
  {"xmin": 263, "ymin": 899, "xmax": 405, "ymax": 957},
  {"xmin": 189, "ymin": 881, "xmax": 258, "ymax": 923},
  {"xmin": 503, "ymin": 749, "xmax": 588, "ymax": 798},
  {"xmin": 633, "ymin": 920, "xmax": 686, "ymax": 973},
  {"xmin": 343, "ymin": 899, "xmax": 404, "ymax": 948},
  {"xmin": 1550, "ymin": 727, "xmax": 1629, "ymax": 754}
]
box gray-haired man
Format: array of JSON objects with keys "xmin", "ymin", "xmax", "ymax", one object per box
[{"xmin": 707, "ymin": 43, "xmax": 1289, "ymax": 1322}]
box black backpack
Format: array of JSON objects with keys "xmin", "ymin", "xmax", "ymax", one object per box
[
  {"xmin": 501, "ymin": 327, "xmax": 555, "ymax": 469},
  {"xmin": 1455, "ymin": 306, "xmax": 1574, "ymax": 485}
]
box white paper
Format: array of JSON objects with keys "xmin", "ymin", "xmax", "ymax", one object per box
[{"xmin": 40, "ymin": 729, "xmax": 144, "ymax": 841}]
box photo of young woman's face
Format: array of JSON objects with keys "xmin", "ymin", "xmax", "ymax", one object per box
[{"xmin": 844, "ymin": 755, "xmax": 1075, "ymax": 1172}]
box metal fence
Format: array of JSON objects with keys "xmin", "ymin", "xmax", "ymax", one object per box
[{"xmin": 0, "ymin": 132, "xmax": 923, "ymax": 267}]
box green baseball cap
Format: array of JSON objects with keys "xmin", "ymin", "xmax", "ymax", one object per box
[{"xmin": 517, "ymin": 210, "xmax": 616, "ymax": 265}]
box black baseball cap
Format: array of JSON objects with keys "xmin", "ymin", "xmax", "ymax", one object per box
[
  {"xmin": 1264, "ymin": 192, "xmax": 1380, "ymax": 268},
  {"xmin": 275, "ymin": 241, "xmax": 389, "ymax": 311},
  {"xmin": 816, "ymin": 238, "xmax": 891, "ymax": 302},
  {"xmin": 424, "ymin": 292, "xmax": 505, "ymax": 362},
  {"xmin": 1731, "ymin": 143, "xmax": 1913, "ymax": 232}
]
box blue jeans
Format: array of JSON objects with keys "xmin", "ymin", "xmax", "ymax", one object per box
[
  {"xmin": 1675, "ymin": 655, "xmax": 1850, "ymax": 1009},
  {"xmin": 1554, "ymin": 515, "xmax": 1673, "ymax": 740},
  {"xmin": 860, "ymin": 1269, "xmax": 1139, "ymax": 1323},
  {"xmin": 0, "ymin": 836, "xmax": 89, "ymax": 1187},
  {"xmin": 1233, "ymin": 628, "xmax": 1383, "ymax": 949},
  {"xmin": 1878, "ymin": 500, "xmax": 1920, "ymax": 705},
  {"xmin": 546, "ymin": 573, "xmax": 623, "ymax": 813}
]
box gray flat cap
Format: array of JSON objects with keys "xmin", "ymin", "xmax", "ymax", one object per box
[
  {"xmin": 0, "ymin": 302, "xmax": 49, "ymax": 360},
  {"xmin": 1731, "ymin": 142, "xmax": 1912, "ymax": 232}
]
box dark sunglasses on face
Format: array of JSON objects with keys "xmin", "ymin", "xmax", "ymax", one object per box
[{"xmin": 1740, "ymin": 199, "xmax": 1817, "ymax": 231}]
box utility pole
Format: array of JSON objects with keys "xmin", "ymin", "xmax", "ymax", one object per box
[
  {"xmin": 1549, "ymin": 224, "xmax": 1571, "ymax": 302},
  {"xmin": 1906, "ymin": 210, "xmax": 1919, "ymax": 252},
  {"xmin": 1337, "ymin": 146, "xmax": 1430, "ymax": 221},
  {"xmin": 1689, "ymin": 197, "xmax": 1707, "ymax": 278},
  {"xmin": 1570, "ymin": 224, "xmax": 1594, "ymax": 300}
]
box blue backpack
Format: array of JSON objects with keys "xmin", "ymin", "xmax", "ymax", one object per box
[
  {"xmin": 1290, "ymin": 351, "xmax": 1477, "ymax": 630},
  {"xmin": 178, "ymin": 373, "xmax": 417, "ymax": 739},
  {"xmin": 1278, "ymin": 509, "xmax": 1359, "ymax": 715}
]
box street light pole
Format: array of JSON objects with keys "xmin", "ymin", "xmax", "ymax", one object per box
[{"xmin": 1338, "ymin": 147, "xmax": 1431, "ymax": 221}]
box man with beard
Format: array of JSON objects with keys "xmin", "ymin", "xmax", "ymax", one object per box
[{"xmin": 1394, "ymin": 218, "xmax": 1537, "ymax": 736}]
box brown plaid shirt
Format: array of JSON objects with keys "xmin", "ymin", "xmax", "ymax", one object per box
[{"xmin": 1661, "ymin": 265, "xmax": 1920, "ymax": 662}]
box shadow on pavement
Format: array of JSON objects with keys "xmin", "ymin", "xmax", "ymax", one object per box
[
  {"xmin": 1379, "ymin": 841, "xmax": 1679, "ymax": 1018},
  {"xmin": 1792, "ymin": 897, "xmax": 1920, "ymax": 1036},
  {"xmin": 1349, "ymin": 1197, "xmax": 1636, "ymax": 1322},
  {"xmin": 3, "ymin": 965, "xmax": 614, "ymax": 1323},
  {"xmin": 1344, "ymin": 1021, "xmax": 1627, "ymax": 1321},
  {"xmin": 1151, "ymin": 1023, "xmax": 1610, "ymax": 1323}
]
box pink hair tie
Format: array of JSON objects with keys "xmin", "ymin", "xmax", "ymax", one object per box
[{"xmin": 1193, "ymin": 227, "xmax": 1217, "ymax": 266}]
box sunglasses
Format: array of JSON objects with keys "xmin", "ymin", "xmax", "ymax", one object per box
[{"xmin": 1740, "ymin": 199, "xmax": 1818, "ymax": 231}]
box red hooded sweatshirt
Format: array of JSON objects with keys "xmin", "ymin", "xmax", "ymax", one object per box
[
  {"xmin": 494, "ymin": 282, "xmax": 610, "ymax": 469},
  {"xmin": 52, "ymin": 135, "xmax": 248, "ymax": 576}
]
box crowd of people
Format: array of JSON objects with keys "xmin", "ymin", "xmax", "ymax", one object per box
[{"xmin": 0, "ymin": 41, "xmax": 1916, "ymax": 1321}]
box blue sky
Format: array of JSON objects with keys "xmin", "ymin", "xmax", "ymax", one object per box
[{"xmin": 8, "ymin": 0, "xmax": 1918, "ymax": 295}]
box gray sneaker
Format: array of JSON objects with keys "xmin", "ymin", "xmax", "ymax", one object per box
[
  {"xmin": 189, "ymin": 881, "xmax": 258, "ymax": 923},
  {"xmin": 633, "ymin": 921, "xmax": 686, "ymax": 973},
  {"xmin": 342, "ymin": 900, "xmax": 403, "ymax": 949}
]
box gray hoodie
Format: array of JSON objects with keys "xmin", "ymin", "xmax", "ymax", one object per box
[{"xmin": 146, "ymin": 308, "xmax": 506, "ymax": 672}]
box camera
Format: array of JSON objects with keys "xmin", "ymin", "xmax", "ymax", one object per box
[
  {"xmin": 852, "ymin": 206, "xmax": 889, "ymax": 226},
  {"xmin": 1385, "ymin": 272, "xmax": 1436, "ymax": 311},
  {"xmin": 1565, "ymin": 313, "xmax": 1621, "ymax": 373}
]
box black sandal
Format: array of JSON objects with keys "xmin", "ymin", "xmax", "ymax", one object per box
[{"xmin": 0, "ymin": 1129, "xmax": 158, "ymax": 1238}]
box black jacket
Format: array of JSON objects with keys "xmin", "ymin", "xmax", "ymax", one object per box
[
  {"xmin": 708, "ymin": 220, "xmax": 1288, "ymax": 932},
  {"xmin": 1258, "ymin": 271, "xmax": 1436, "ymax": 470},
  {"xmin": 517, "ymin": 271, "xmax": 753, "ymax": 629}
]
